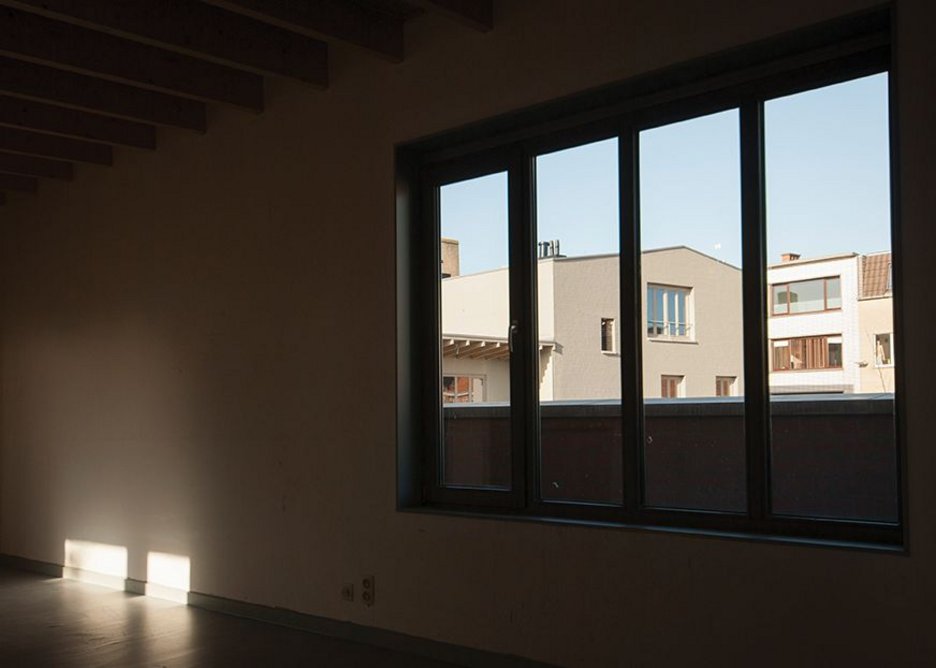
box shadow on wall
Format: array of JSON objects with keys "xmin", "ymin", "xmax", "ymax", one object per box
[{"xmin": 64, "ymin": 539, "xmax": 190, "ymax": 604}]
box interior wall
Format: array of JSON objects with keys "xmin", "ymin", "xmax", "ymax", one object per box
[{"xmin": 1, "ymin": 1, "xmax": 934, "ymax": 666}]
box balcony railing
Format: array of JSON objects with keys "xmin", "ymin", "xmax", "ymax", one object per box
[{"xmin": 441, "ymin": 394, "xmax": 898, "ymax": 522}]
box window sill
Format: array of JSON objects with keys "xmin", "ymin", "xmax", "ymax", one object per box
[
  {"xmin": 770, "ymin": 307, "xmax": 843, "ymax": 318},
  {"xmin": 396, "ymin": 505, "xmax": 905, "ymax": 554},
  {"xmin": 648, "ymin": 337, "xmax": 697, "ymax": 345},
  {"xmin": 600, "ymin": 350, "xmax": 619, "ymax": 356}
]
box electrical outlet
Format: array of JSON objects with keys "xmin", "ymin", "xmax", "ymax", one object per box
[
  {"xmin": 361, "ymin": 575, "xmax": 375, "ymax": 607},
  {"xmin": 340, "ymin": 583, "xmax": 354, "ymax": 602}
]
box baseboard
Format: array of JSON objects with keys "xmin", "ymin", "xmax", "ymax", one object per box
[
  {"xmin": 0, "ymin": 553, "xmax": 63, "ymax": 578},
  {"xmin": 1, "ymin": 553, "xmax": 558, "ymax": 668}
]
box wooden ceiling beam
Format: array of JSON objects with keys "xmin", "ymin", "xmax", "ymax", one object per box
[
  {"xmin": 0, "ymin": 172, "xmax": 36, "ymax": 192},
  {"xmin": 0, "ymin": 151, "xmax": 72, "ymax": 179},
  {"xmin": 0, "ymin": 95, "xmax": 155, "ymax": 149},
  {"xmin": 202, "ymin": 0, "xmax": 405, "ymax": 62},
  {"xmin": 0, "ymin": 57, "xmax": 205, "ymax": 131},
  {"xmin": 409, "ymin": 0, "xmax": 493, "ymax": 31},
  {"xmin": 0, "ymin": 126, "xmax": 111, "ymax": 165},
  {"xmin": 0, "ymin": 1, "xmax": 328, "ymax": 87},
  {"xmin": 0, "ymin": 7, "xmax": 263, "ymax": 110}
]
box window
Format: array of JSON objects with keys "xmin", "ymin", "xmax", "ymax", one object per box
[
  {"xmin": 442, "ymin": 375, "xmax": 486, "ymax": 403},
  {"xmin": 772, "ymin": 336, "xmax": 843, "ymax": 371},
  {"xmin": 716, "ymin": 376, "xmax": 736, "ymax": 397},
  {"xmin": 661, "ymin": 375, "xmax": 684, "ymax": 398},
  {"xmin": 771, "ymin": 277, "xmax": 841, "ymax": 315},
  {"xmin": 647, "ymin": 285, "xmax": 691, "ymax": 337},
  {"xmin": 398, "ymin": 10, "xmax": 901, "ymax": 546},
  {"xmin": 600, "ymin": 318, "xmax": 615, "ymax": 352},
  {"xmin": 875, "ymin": 333, "xmax": 893, "ymax": 366}
]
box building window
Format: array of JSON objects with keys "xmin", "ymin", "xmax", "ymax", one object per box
[
  {"xmin": 771, "ymin": 277, "xmax": 841, "ymax": 315},
  {"xmin": 716, "ymin": 376, "xmax": 736, "ymax": 397},
  {"xmin": 772, "ymin": 336, "xmax": 843, "ymax": 371},
  {"xmin": 647, "ymin": 285, "xmax": 691, "ymax": 338},
  {"xmin": 875, "ymin": 333, "xmax": 894, "ymax": 366},
  {"xmin": 442, "ymin": 375, "xmax": 486, "ymax": 403},
  {"xmin": 397, "ymin": 10, "xmax": 901, "ymax": 547},
  {"xmin": 600, "ymin": 318, "xmax": 615, "ymax": 352},
  {"xmin": 661, "ymin": 375, "xmax": 684, "ymax": 398}
]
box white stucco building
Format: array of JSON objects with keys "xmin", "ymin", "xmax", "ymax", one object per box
[{"xmin": 766, "ymin": 251, "xmax": 894, "ymax": 394}]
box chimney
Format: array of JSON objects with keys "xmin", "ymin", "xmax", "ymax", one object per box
[
  {"xmin": 780, "ymin": 252, "xmax": 801, "ymax": 263},
  {"xmin": 441, "ymin": 238, "xmax": 460, "ymax": 277},
  {"xmin": 538, "ymin": 239, "xmax": 562, "ymax": 259}
]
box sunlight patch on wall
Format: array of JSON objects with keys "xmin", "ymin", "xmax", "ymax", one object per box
[
  {"xmin": 63, "ymin": 539, "xmax": 128, "ymax": 590},
  {"xmin": 145, "ymin": 551, "xmax": 190, "ymax": 604}
]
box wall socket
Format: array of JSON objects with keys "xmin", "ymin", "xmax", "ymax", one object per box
[
  {"xmin": 340, "ymin": 583, "xmax": 354, "ymax": 602},
  {"xmin": 361, "ymin": 575, "xmax": 375, "ymax": 607}
]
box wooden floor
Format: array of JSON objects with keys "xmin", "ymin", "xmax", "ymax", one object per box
[{"xmin": 0, "ymin": 567, "xmax": 457, "ymax": 667}]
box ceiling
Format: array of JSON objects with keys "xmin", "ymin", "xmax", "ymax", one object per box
[{"xmin": 0, "ymin": 0, "xmax": 494, "ymax": 206}]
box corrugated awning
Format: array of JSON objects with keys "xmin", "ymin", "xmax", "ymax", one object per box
[{"xmin": 442, "ymin": 335, "xmax": 555, "ymax": 360}]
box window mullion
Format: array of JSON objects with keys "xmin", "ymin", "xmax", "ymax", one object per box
[
  {"xmin": 508, "ymin": 146, "xmax": 537, "ymax": 509},
  {"xmin": 740, "ymin": 101, "xmax": 770, "ymax": 521},
  {"xmin": 619, "ymin": 126, "xmax": 642, "ymax": 517}
]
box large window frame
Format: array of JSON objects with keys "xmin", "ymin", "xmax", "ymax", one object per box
[
  {"xmin": 771, "ymin": 276, "xmax": 842, "ymax": 316},
  {"xmin": 771, "ymin": 335, "xmax": 844, "ymax": 371},
  {"xmin": 396, "ymin": 9, "xmax": 904, "ymax": 548},
  {"xmin": 647, "ymin": 284, "xmax": 692, "ymax": 339}
]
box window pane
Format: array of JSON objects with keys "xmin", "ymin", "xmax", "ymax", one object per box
[
  {"xmin": 535, "ymin": 138, "xmax": 622, "ymax": 504},
  {"xmin": 772, "ymin": 285, "xmax": 788, "ymax": 314},
  {"xmin": 639, "ymin": 109, "xmax": 746, "ymax": 513},
  {"xmin": 826, "ymin": 277, "xmax": 842, "ymax": 308},
  {"xmin": 787, "ymin": 279, "xmax": 825, "ymax": 313},
  {"xmin": 439, "ymin": 172, "xmax": 511, "ymax": 489},
  {"xmin": 766, "ymin": 73, "xmax": 897, "ymax": 522}
]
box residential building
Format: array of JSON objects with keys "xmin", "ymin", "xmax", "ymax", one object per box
[
  {"xmin": 766, "ymin": 252, "xmax": 861, "ymax": 393},
  {"xmin": 766, "ymin": 250, "xmax": 895, "ymax": 394},
  {"xmin": 858, "ymin": 251, "xmax": 896, "ymax": 392},
  {"xmin": 442, "ymin": 244, "xmax": 744, "ymax": 401}
]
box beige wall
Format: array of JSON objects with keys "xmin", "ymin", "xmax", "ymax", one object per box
[
  {"xmin": 859, "ymin": 297, "xmax": 896, "ymax": 393},
  {"xmin": 642, "ymin": 248, "xmax": 744, "ymax": 398},
  {"xmin": 1, "ymin": 1, "xmax": 934, "ymax": 667},
  {"xmin": 551, "ymin": 255, "xmax": 621, "ymax": 400}
]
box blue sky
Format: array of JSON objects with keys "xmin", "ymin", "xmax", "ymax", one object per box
[{"xmin": 441, "ymin": 73, "xmax": 890, "ymax": 275}]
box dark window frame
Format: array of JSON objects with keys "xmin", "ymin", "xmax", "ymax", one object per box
[
  {"xmin": 600, "ymin": 317, "xmax": 615, "ymax": 353},
  {"xmin": 396, "ymin": 8, "xmax": 904, "ymax": 549}
]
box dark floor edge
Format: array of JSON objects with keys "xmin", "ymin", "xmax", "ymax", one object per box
[
  {"xmin": 0, "ymin": 553, "xmax": 558, "ymax": 668},
  {"xmin": 0, "ymin": 553, "xmax": 63, "ymax": 578}
]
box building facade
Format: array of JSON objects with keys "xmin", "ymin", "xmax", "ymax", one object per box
[
  {"xmin": 443, "ymin": 244, "xmax": 895, "ymax": 402},
  {"xmin": 766, "ymin": 251, "xmax": 894, "ymax": 394},
  {"xmin": 441, "ymin": 244, "xmax": 744, "ymax": 402}
]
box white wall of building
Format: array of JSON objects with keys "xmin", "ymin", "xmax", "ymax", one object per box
[
  {"xmin": 441, "ymin": 268, "xmax": 510, "ymax": 339},
  {"xmin": 767, "ymin": 255, "xmax": 860, "ymax": 393}
]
